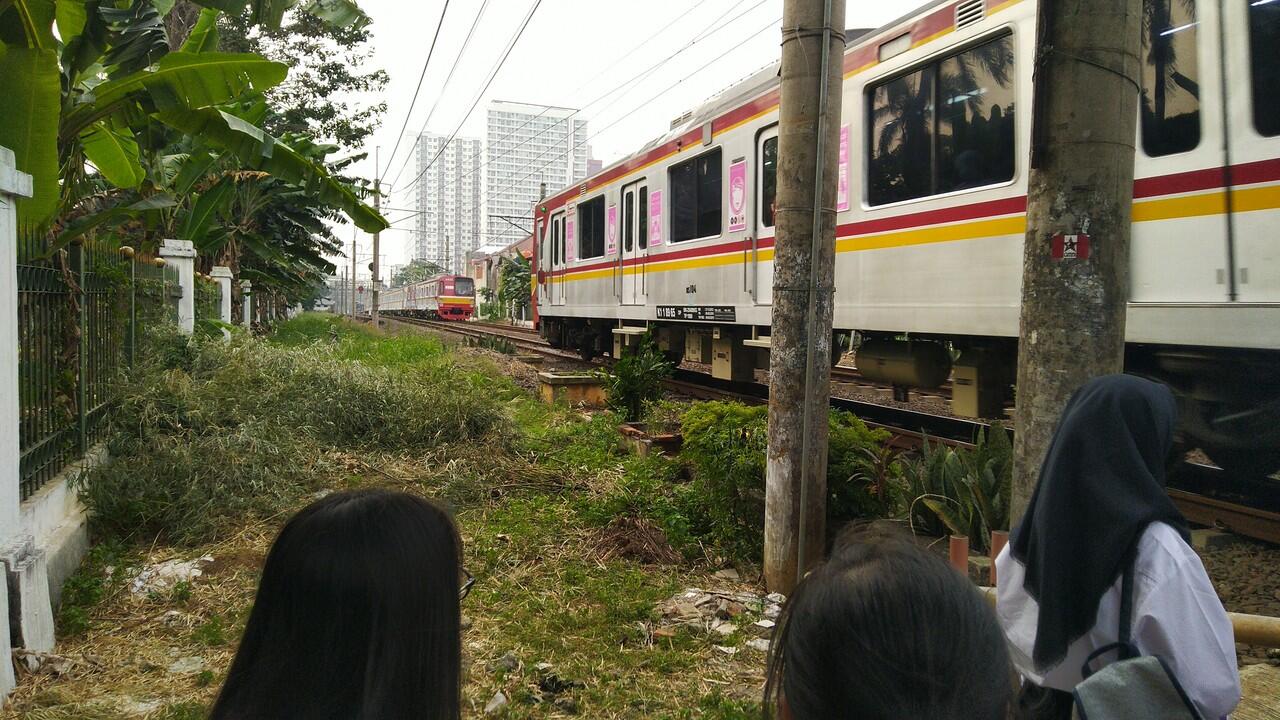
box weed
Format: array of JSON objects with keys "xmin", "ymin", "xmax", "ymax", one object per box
[
  {"xmin": 192, "ymin": 614, "xmax": 228, "ymax": 647},
  {"xmin": 195, "ymin": 670, "xmax": 216, "ymax": 688},
  {"xmin": 466, "ymin": 334, "xmax": 517, "ymax": 355},
  {"xmin": 603, "ymin": 333, "xmax": 674, "ymax": 422},
  {"xmin": 902, "ymin": 422, "xmax": 1013, "ymax": 551},
  {"xmin": 56, "ymin": 541, "xmax": 126, "ymax": 638}
]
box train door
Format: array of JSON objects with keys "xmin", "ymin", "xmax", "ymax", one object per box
[
  {"xmin": 550, "ymin": 212, "xmax": 567, "ymax": 306},
  {"xmin": 1224, "ymin": 0, "xmax": 1280, "ymax": 302},
  {"xmin": 619, "ymin": 180, "xmax": 648, "ymax": 305},
  {"xmin": 535, "ymin": 217, "xmax": 546, "ymax": 312},
  {"xmin": 753, "ymin": 128, "xmax": 778, "ymax": 305}
]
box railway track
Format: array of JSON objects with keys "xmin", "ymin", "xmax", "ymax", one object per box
[{"xmin": 380, "ymin": 314, "xmax": 1280, "ymax": 545}]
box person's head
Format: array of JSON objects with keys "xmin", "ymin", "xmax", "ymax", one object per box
[
  {"xmin": 211, "ymin": 489, "xmax": 464, "ymax": 720},
  {"xmin": 764, "ymin": 523, "xmax": 1013, "ymax": 720}
]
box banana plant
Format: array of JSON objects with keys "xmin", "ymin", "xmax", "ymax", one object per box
[{"xmin": 0, "ymin": 0, "xmax": 384, "ymax": 236}]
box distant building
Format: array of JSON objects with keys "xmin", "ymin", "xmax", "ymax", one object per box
[
  {"xmin": 411, "ymin": 132, "xmax": 483, "ymax": 274},
  {"xmin": 485, "ymin": 101, "xmax": 589, "ymax": 249},
  {"xmin": 587, "ymin": 156, "xmax": 603, "ymax": 176}
]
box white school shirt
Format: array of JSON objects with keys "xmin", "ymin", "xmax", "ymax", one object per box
[{"xmin": 996, "ymin": 522, "xmax": 1241, "ymax": 720}]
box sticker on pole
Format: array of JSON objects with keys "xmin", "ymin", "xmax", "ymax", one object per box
[
  {"xmin": 1051, "ymin": 233, "xmax": 1090, "ymax": 260},
  {"xmin": 837, "ymin": 124, "xmax": 850, "ymax": 212}
]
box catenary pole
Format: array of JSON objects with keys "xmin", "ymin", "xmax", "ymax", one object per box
[
  {"xmin": 1011, "ymin": 0, "xmax": 1144, "ymax": 521},
  {"xmin": 763, "ymin": 0, "xmax": 844, "ymax": 593},
  {"xmin": 372, "ymin": 147, "xmax": 382, "ymax": 326},
  {"xmin": 350, "ymin": 228, "xmax": 357, "ymax": 318}
]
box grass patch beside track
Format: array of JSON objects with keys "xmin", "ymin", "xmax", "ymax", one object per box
[{"xmin": 8, "ymin": 315, "xmax": 769, "ymax": 719}]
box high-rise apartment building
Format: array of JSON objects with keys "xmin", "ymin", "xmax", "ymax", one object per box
[
  {"xmin": 486, "ymin": 101, "xmax": 589, "ymax": 248},
  {"xmin": 411, "ymin": 133, "xmax": 483, "ymax": 274}
]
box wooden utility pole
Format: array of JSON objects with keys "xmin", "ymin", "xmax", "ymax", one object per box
[
  {"xmin": 1012, "ymin": 0, "xmax": 1144, "ymax": 520},
  {"xmin": 764, "ymin": 0, "xmax": 844, "ymax": 593}
]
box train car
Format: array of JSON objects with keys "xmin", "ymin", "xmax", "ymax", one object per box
[
  {"xmin": 533, "ymin": 0, "xmax": 1280, "ymax": 477},
  {"xmin": 382, "ymin": 274, "xmax": 475, "ymax": 320}
]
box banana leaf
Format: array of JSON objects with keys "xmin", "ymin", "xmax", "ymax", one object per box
[{"xmin": 80, "ymin": 120, "xmax": 144, "ymax": 187}]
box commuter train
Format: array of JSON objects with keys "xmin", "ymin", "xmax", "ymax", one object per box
[
  {"xmin": 532, "ymin": 0, "xmax": 1280, "ymax": 477},
  {"xmin": 381, "ymin": 274, "xmax": 476, "ymax": 320}
]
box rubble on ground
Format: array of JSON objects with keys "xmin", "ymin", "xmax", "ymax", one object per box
[
  {"xmin": 652, "ymin": 587, "xmax": 784, "ymax": 655},
  {"xmin": 129, "ymin": 555, "xmax": 214, "ymax": 595}
]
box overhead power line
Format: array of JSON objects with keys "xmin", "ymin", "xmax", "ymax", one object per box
[
  {"xmin": 399, "ymin": 0, "xmax": 544, "ymax": 195},
  {"xmin": 378, "ymin": 0, "xmax": 452, "ymax": 182},
  {"xmin": 386, "ymin": 0, "xmax": 493, "ymax": 191}
]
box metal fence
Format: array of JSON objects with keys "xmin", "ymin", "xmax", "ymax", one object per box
[{"xmin": 16, "ymin": 232, "xmax": 176, "ymax": 500}]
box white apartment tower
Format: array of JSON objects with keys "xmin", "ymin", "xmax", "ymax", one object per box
[
  {"xmin": 486, "ymin": 101, "xmax": 589, "ymax": 248},
  {"xmin": 412, "ymin": 133, "xmax": 483, "ymax": 274}
]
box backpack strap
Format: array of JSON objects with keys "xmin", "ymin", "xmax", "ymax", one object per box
[{"xmin": 1080, "ymin": 544, "xmax": 1140, "ymax": 678}]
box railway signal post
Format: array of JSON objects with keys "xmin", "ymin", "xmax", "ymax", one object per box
[
  {"xmin": 1012, "ymin": 0, "xmax": 1144, "ymax": 520},
  {"xmin": 764, "ymin": 0, "xmax": 845, "ymax": 594}
]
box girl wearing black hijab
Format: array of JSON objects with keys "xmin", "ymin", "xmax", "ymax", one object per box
[{"xmin": 995, "ymin": 375, "xmax": 1240, "ymax": 720}]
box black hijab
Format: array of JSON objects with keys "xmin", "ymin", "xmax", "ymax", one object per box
[{"xmin": 1010, "ymin": 374, "xmax": 1190, "ymax": 670}]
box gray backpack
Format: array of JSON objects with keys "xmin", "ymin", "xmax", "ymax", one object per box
[{"xmin": 1071, "ymin": 555, "xmax": 1203, "ymax": 720}]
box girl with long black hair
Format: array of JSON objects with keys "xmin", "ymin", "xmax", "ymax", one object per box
[
  {"xmin": 996, "ymin": 374, "xmax": 1240, "ymax": 719},
  {"xmin": 210, "ymin": 489, "xmax": 466, "ymax": 720},
  {"xmin": 764, "ymin": 523, "xmax": 1014, "ymax": 720}
]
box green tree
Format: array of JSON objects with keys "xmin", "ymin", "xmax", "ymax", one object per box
[
  {"xmin": 392, "ymin": 258, "xmax": 445, "ymax": 287},
  {"xmin": 497, "ymin": 255, "xmax": 531, "ymax": 318}
]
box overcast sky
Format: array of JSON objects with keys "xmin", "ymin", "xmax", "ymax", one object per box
[{"xmin": 338, "ymin": 0, "xmax": 932, "ymax": 275}]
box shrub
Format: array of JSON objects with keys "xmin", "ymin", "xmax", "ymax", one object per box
[
  {"xmin": 901, "ymin": 422, "xmax": 1012, "ymax": 552},
  {"xmin": 603, "ymin": 333, "xmax": 673, "ymax": 422},
  {"xmin": 676, "ymin": 402, "xmax": 895, "ymax": 560},
  {"xmin": 80, "ymin": 322, "xmax": 507, "ymax": 544}
]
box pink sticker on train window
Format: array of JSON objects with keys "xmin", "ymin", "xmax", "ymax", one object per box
[
  {"xmin": 837, "ymin": 124, "xmax": 850, "ymax": 212},
  {"xmin": 728, "ymin": 159, "xmax": 747, "ymax": 232},
  {"xmin": 565, "ymin": 205, "xmax": 576, "ymax": 262},
  {"xmin": 606, "ymin": 204, "xmax": 618, "ymax": 256},
  {"xmin": 648, "ymin": 190, "xmax": 663, "ymax": 247}
]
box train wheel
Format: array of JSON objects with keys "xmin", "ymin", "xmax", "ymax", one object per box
[{"xmin": 578, "ymin": 335, "xmax": 596, "ymax": 362}]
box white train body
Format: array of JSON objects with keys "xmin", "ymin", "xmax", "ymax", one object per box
[{"xmin": 533, "ymin": 0, "xmax": 1280, "ymax": 472}]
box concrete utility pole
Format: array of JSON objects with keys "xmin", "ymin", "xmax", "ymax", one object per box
[
  {"xmin": 350, "ymin": 230, "xmax": 357, "ymax": 318},
  {"xmin": 764, "ymin": 0, "xmax": 844, "ymax": 593},
  {"xmin": 1011, "ymin": 0, "xmax": 1144, "ymax": 520},
  {"xmin": 371, "ymin": 170, "xmax": 382, "ymax": 326}
]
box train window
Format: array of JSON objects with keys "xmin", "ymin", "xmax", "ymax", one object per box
[
  {"xmin": 639, "ymin": 186, "xmax": 649, "ymax": 249},
  {"xmin": 1249, "ymin": 0, "xmax": 1280, "ymax": 137},
  {"xmin": 552, "ymin": 214, "xmax": 563, "ymax": 265},
  {"xmin": 1141, "ymin": 0, "xmax": 1201, "ymax": 156},
  {"xmin": 868, "ymin": 32, "xmax": 1015, "ymax": 206},
  {"xmin": 577, "ymin": 196, "xmax": 606, "ymax": 259},
  {"xmin": 761, "ymin": 135, "xmax": 778, "ymax": 228},
  {"xmin": 623, "ymin": 191, "xmax": 634, "ymax": 253},
  {"xmin": 454, "ymin": 277, "xmax": 475, "ymax": 297},
  {"xmin": 938, "ymin": 35, "xmax": 1016, "ymax": 192},
  {"xmin": 670, "ymin": 148, "xmax": 722, "ymax": 242}
]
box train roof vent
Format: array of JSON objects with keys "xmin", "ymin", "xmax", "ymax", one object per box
[
  {"xmin": 670, "ymin": 110, "xmax": 694, "ymax": 130},
  {"xmin": 955, "ymin": 0, "xmax": 985, "ymax": 28}
]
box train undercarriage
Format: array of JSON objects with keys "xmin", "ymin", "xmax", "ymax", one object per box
[{"xmin": 539, "ymin": 316, "xmax": 1280, "ymax": 480}]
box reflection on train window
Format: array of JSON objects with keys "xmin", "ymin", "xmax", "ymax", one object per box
[
  {"xmin": 577, "ymin": 196, "xmax": 606, "ymax": 259},
  {"xmin": 623, "ymin": 191, "xmax": 634, "ymax": 253},
  {"xmin": 454, "ymin": 277, "xmax": 475, "ymax": 297},
  {"xmin": 1141, "ymin": 0, "xmax": 1201, "ymax": 156},
  {"xmin": 639, "ymin": 187, "xmax": 649, "ymax": 249},
  {"xmin": 670, "ymin": 148, "xmax": 722, "ymax": 242},
  {"xmin": 1249, "ymin": 0, "xmax": 1280, "ymax": 137},
  {"xmin": 761, "ymin": 136, "xmax": 778, "ymax": 228},
  {"xmin": 868, "ymin": 33, "xmax": 1015, "ymax": 205}
]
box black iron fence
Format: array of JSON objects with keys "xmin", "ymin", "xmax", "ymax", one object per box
[{"xmin": 16, "ymin": 233, "xmax": 179, "ymax": 500}]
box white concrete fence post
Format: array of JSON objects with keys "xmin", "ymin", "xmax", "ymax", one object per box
[
  {"xmin": 0, "ymin": 146, "xmax": 30, "ymax": 699},
  {"xmin": 159, "ymin": 239, "xmax": 196, "ymax": 334},
  {"xmin": 210, "ymin": 266, "xmax": 233, "ymax": 339},
  {"xmin": 241, "ymin": 280, "xmax": 252, "ymax": 326}
]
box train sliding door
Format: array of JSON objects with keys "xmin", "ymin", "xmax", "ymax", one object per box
[
  {"xmin": 753, "ymin": 127, "xmax": 778, "ymax": 305},
  {"xmin": 1226, "ymin": 0, "xmax": 1280, "ymax": 302},
  {"xmin": 619, "ymin": 180, "xmax": 648, "ymax": 305},
  {"xmin": 549, "ymin": 212, "xmax": 566, "ymax": 306}
]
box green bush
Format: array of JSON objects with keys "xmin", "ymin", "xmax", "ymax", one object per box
[
  {"xmin": 80, "ymin": 322, "xmax": 507, "ymax": 544},
  {"xmin": 603, "ymin": 333, "xmax": 674, "ymax": 422},
  {"xmin": 676, "ymin": 402, "xmax": 895, "ymax": 560},
  {"xmin": 901, "ymin": 422, "xmax": 1012, "ymax": 552}
]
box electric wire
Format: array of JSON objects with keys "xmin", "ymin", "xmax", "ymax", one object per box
[{"xmin": 378, "ymin": 0, "xmax": 452, "ymax": 182}]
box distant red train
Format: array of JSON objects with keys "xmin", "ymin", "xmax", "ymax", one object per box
[{"xmin": 381, "ymin": 274, "xmax": 476, "ymax": 321}]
